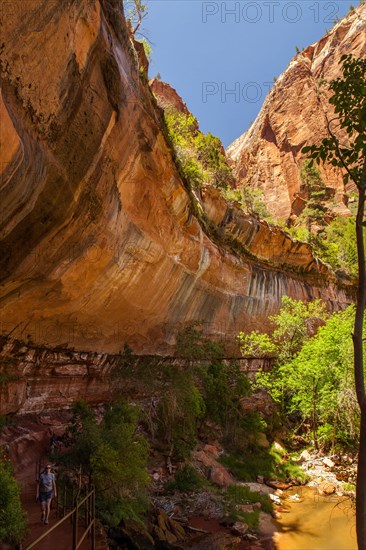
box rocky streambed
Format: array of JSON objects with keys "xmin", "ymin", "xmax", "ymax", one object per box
[{"xmin": 133, "ymin": 447, "xmax": 357, "ymax": 550}]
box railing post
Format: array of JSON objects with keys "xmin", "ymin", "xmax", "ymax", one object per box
[
  {"xmin": 72, "ymin": 503, "xmax": 79, "ymax": 550},
  {"xmin": 86, "ymin": 490, "xmax": 89, "ymax": 529},
  {"xmin": 91, "ymin": 488, "xmax": 95, "ymax": 550},
  {"xmin": 70, "ymin": 488, "xmax": 75, "ymax": 523}
]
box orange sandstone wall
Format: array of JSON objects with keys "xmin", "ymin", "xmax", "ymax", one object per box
[
  {"xmin": 0, "ymin": 0, "xmax": 353, "ymax": 360},
  {"xmin": 227, "ymin": 4, "xmax": 366, "ymax": 219}
]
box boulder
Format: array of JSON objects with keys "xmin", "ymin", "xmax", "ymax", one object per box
[
  {"xmin": 299, "ymin": 450, "xmax": 311, "ymax": 462},
  {"xmin": 203, "ymin": 443, "xmax": 221, "ymax": 457},
  {"xmin": 319, "ymin": 482, "xmax": 336, "ymax": 495},
  {"xmin": 231, "ymin": 522, "xmax": 249, "ymax": 536},
  {"xmin": 323, "ymin": 457, "xmax": 335, "ymax": 469},
  {"xmin": 210, "ymin": 465, "xmax": 235, "ymax": 488}
]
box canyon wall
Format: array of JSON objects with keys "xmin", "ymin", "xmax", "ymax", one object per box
[
  {"xmin": 0, "ymin": 0, "xmax": 353, "ymax": 367},
  {"xmin": 227, "ymin": 4, "xmax": 366, "ymax": 219}
]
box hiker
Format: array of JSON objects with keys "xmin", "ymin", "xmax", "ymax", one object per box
[
  {"xmin": 50, "ymin": 433, "xmax": 58, "ymax": 454},
  {"xmin": 36, "ymin": 464, "xmax": 57, "ymax": 525}
]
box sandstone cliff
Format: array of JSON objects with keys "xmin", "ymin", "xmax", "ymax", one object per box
[
  {"xmin": 0, "ymin": 0, "xmax": 353, "ymax": 363},
  {"xmin": 227, "ymin": 4, "xmax": 366, "ymax": 219}
]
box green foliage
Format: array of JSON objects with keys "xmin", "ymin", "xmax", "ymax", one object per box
[
  {"xmin": 225, "ymin": 485, "xmax": 272, "ymax": 514},
  {"xmin": 157, "ymin": 369, "xmax": 205, "ymax": 459},
  {"xmin": 0, "ymin": 457, "xmax": 27, "ymax": 545},
  {"xmin": 164, "ymin": 109, "xmax": 234, "ymax": 190},
  {"xmin": 312, "ymin": 216, "xmax": 360, "ymax": 277},
  {"xmin": 165, "ymin": 465, "xmax": 204, "ymax": 493},
  {"xmin": 195, "ymin": 132, "xmax": 235, "ymax": 189},
  {"xmin": 164, "ymin": 110, "xmax": 198, "ymax": 147},
  {"xmin": 64, "ymin": 400, "xmax": 149, "ymax": 526},
  {"xmin": 224, "ymin": 186, "xmax": 273, "ymax": 221},
  {"xmin": 176, "ymin": 324, "xmax": 261, "ymax": 452},
  {"xmin": 287, "ymin": 213, "xmax": 362, "ymax": 278},
  {"xmin": 0, "ymin": 372, "xmax": 19, "ymax": 385},
  {"xmin": 239, "ymin": 296, "xmax": 328, "ymax": 364},
  {"xmin": 254, "ymin": 305, "xmax": 359, "ymax": 450},
  {"xmin": 238, "ymin": 331, "xmax": 277, "ymax": 358},
  {"xmin": 176, "ymin": 323, "xmax": 225, "ymax": 361},
  {"xmin": 291, "ymin": 159, "xmax": 328, "ymax": 241},
  {"xmin": 124, "ymin": 0, "xmax": 148, "ymax": 36},
  {"xmin": 137, "ymin": 38, "xmax": 152, "ymax": 61},
  {"xmin": 153, "ymin": 324, "xmax": 264, "ymax": 456},
  {"xmin": 220, "ymin": 446, "xmax": 308, "ymax": 484}
]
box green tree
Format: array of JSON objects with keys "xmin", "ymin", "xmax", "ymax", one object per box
[
  {"xmin": 224, "ymin": 187, "xmax": 273, "ymax": 221},
  {"xmin": 239, "ymin": 296, "xmax": 328, "ymax": 365},
  {"xmin": 176, "ymin": 324, "xmax": 263, "ymax": 451},
  {"xmin": 0, "ymin": 457, "xmax": 27, "ymax": 545},
  {"xmin": 124, "ymin": 0, "xmax": 148, "ymax": 36},
  {"xmin": 313, "ymin": 216, "xmax": 359, "ymax": 276},
  {"xmin": 247, "ymin": 305, "xmax": 358, "ymax": 450},
  {"xmin": 65, "ymin": 400, "xmax": 149, "ymax": 526},
  {"xmin": 303, "ymin": 54, "xmax": 366, "ymax": 549},
  {"xmin": 279, "ymin": 307, "xmax": 357, "ymax": 449}
]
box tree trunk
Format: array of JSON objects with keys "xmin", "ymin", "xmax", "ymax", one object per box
[
  {"xmin": 312, "ymin": 380, "xmax": 318, "ymax": 449},
  {"xmin": 353, "ymin": 184, "xmax": 366, "ymax": 550},
  {"xmin": 357, "ymin": 408, "xmax": 366, "ymax": 550}
]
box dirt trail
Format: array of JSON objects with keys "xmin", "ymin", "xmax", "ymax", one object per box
[
  {"xmin": 0, "ymin": 415, "xmax": 94, "ymax": 550},
  {"xmin": 19, "ymin": 463, "xmax": 91, "ymax": 550}
]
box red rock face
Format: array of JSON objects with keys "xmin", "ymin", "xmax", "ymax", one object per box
[
  {"xmin": 0, "ymin": 0, "xmax": 354, "ymax": 361},
  {"xmin": 227, "ymin": 4, "xmax": 366, "ymax": 219},
  {"xmin": 150, "ymin": 79, "xmax": 192, "ymax": 117}
]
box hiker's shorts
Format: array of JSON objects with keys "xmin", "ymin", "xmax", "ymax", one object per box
[{"xmin": 39, "ymin": 491, "xmax": 53, "ymax": 502}]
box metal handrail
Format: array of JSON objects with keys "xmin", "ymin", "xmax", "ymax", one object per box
[{"xmin": 21, "ymin": 486, "xmax": 95, "ymax": 550}]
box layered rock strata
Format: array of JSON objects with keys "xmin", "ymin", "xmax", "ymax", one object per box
[
  {"xmin": 0, "ymin": 0, "xmax": 353, "ymax": 361},
  {"xmin": 0, "ymin": 336, "xmax": 273, "ymax": 416},
  {"xmin": 227, "ymin": 4, "xmax": 366, "ymax": 219}
]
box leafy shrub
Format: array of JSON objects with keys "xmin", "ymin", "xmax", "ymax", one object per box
[
  {"xmin": 164, "ymin": 109, "xmax": 233, "ymax": 190},
  {"xmin": 0, "ymin": 457, "xmax": 27, "ymax": 545},
  {"xmin": 224, "ymin": 187, "xmax": 273, "ymax": 221},
  {"xmin": 225, "ymin": 484, "xmax": 272, "ymax": 513},
  {"xmin": 223, "ymin": 485, "xmax": 273, "ymax": 529},
  {"xmin": 220, "ymin": 446, "xmax": 308, "ymax": 485},
  {"xmin": 165, "ymin": 465, "xmax": 204, "ymax": 493},
  {"xmin": 62, "ymin": 400, "xmax": 150, "ymax": 526},
  {"xmin": 157, "ymin": 371, "xmax": 206, "ymax": 459}
]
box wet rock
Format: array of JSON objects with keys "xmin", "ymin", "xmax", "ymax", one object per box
[
  {"xmin": 266, "ymin": 480, "xmax": 293, "ymax": 491},
  {"xmin": 319, "ymin": 482, "xmax": 336, "ymax": 495}
]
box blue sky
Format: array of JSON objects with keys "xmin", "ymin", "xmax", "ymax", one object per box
[{"xmin": 138, "ymin": 1, "xmax": 355, "ymax": 146}]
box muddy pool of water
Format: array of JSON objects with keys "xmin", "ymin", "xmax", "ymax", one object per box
[{"xmin": 274, "ymin": 486, "xmax": 356, "ymax": 550}]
